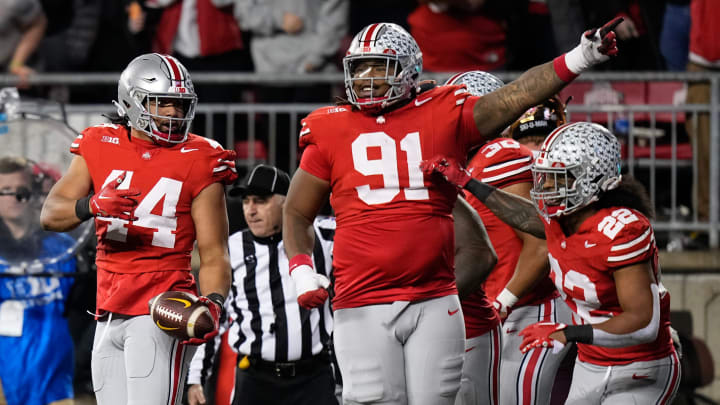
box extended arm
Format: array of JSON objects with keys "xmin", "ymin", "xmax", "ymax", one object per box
[
  {"xmin": 453, "ymin": 197, "xmax": 497, "ymax": 300},
  {"xmin": 420, "ymin": 157, "xmax": 546, "ymax": 238},
  {"xmin": 468, "ymin": 179, "xmax": 546, "ymax": 239},
  {"xmin": 473, "ymin": 62, "xmax": 565, "ymax": 139},
  {"xmin": 40, "ymin": 156, "xmax": 93, "ymax": 231},
  {"xmin": 473, "ymin": 17, "xmax": 622, "ymax": 138}
]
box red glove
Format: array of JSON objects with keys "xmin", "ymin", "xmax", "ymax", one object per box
[
  {"xmin": 213, "ymin": 149, "xmax": 238, "ymax": 185},
  {"xmin": 518, "ymin": 322, "xmax": 567, "ymax": 353},
  {"xmin": 555, "ymin": 17, "xmax": 623, "ymax": 82},
  {"xmin": 290, "ymin": 254, "xmax": 330, "ymax": 309},
  {"xmin": 182, "ymin": 295, "xmax": 223, "ymax": 345},
  {"xmin": 90, "ymin": 172, "xmax": 140, "ymax": 220},
  {"xmin": 419, "ymin": 156, "xmax": 472, "ymax": 189},
  {"xmin": 584, "ymin": 16, "xmax": 623, "ymax": 57}
]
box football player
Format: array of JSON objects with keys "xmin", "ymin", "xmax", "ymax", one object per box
[
  {"xmin": 283, "ymin": 19, "xmax": 622, "ymax": 405},
  {"xmin": 442, "ymin": 71, "xmax": 505, "ymax": 405},
  {"xmin": 40, "ymin": 53, "xmax": 237, "ymax": 405},
  {"xmin": 422, "ymin": 122, "xmax": 680, "ymax": 404},
  {"xmin": 450, "ymin": 82, "xmax": 575, "ymax": 405}
]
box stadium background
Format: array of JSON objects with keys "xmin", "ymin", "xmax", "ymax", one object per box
[{"xmin": 0, "ymin": 0, "xmax": 718, "ymax": 404}]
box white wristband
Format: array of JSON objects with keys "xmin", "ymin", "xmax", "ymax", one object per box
[
  {"xmin": 564, "ymin": 43, "xmax": 589, "ymax": 75},
  {"xmin": 290, "ymin": 264, "xmax": 330, "ymax": 295},
  {"xmin": 496, "ymin": 288, "xmax": 519, "ymax": 309}
]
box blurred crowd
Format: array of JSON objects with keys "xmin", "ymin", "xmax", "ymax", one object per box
[{"xmin": 0, "ymin": 0, "xmax": 697, "ymax": 104}]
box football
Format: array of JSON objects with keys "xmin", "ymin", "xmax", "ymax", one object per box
[{"xmin": 148, "ymin": 291, "xmax": 214, "ymax": 341}]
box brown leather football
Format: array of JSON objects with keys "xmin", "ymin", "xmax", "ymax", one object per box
[{"xmin": 148, "ymin": 291, "xmax": 214, "ymax": 341}]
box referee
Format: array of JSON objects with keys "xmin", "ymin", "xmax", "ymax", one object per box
[{"xmin": 187, "ymin": 164, "xmax": 337, "ymax": 405}]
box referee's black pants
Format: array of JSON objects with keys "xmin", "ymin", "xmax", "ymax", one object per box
[{"xmin": 231, "ymin": 361, "xmax": 338, "ymax": 405}]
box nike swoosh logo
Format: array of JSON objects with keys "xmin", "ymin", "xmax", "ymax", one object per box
[
  {"xmin": 448, "ymin": 308, "xmax": 459, "ymax": 316},
  {"xmin": 506, "ymin": 329, "xmax": 517, "ymax": 334},
  {"xmin": 632, "ymin": 374, "xmax": 649, "ymax": 380},
  {"xmin": 167, "ymin": 298, "xmax": 192, "ymax": 308},
  {"xmin": 415, "ymin": 97, "xmax": 432, "ymax": 107},
  {"xmin": 97, "ymin": 195, "xmax": 111, "ymax": 200},
  {"xmin": 156, "ymin": 320, "xmax": 179, "ymax": 331},
  {"xmin": 585, "ymin": 241, "xmax": 597, "ymax": 248},
  {"xmin": 180, "ymin": 147, "xmax": 199, "ymax": 153},
  {"xmin": 465, "ymin": 346, "xmax": 476, "ymax": 353}
]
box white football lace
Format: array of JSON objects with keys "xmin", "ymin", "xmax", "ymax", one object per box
[{"xmin": 157, "ymin": 306, "xmax": 183, "ymax": 323}]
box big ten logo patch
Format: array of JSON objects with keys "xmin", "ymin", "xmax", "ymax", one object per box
[{"xmin": 101, "ymin": 135, "xmax": 120, "ymax": 144}]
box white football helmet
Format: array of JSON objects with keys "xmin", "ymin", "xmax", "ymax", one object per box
[
  {"xmin": 343, "ymin": 23, "xmax": 422, "ymax": 112},
  {"xmin": 444, "ymin": 70, "xmax": 504, "ymax": 97},
  {"xmin": 531, "ymin": 122, "xmax": 622, "ymax": 218},
  {"xmin": 115, "ymin": 53, "xmax": 197, "ymax": 145}
]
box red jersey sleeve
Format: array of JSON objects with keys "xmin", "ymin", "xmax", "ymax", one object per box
[
  {"xmin": 298, "ymin": 106, "xmax": 347, "ymax": 181},
  {"xmin": 71, "ymin": 125, "xmax": 109, "ymax": 157},
  {"xmin": 438, "ymin": 84, "xmax": 485, "ymax": 150},
  {"xmin": 460, "ymin": 95, "xmax": 483, "ymax": 149},
  {"xmin": 300, "ymin": 144, "xmax": 331, "ymax": 181},
  {"xmin": 603, "ymin": 210, "xmax": 655, "ymax": 270},
  {"xmin": 298, "ymin": 105, "xmax": 348, "ymax": 151},
  {"xmin": 184, "ymin": 135, "xmax": 232, "ymax": 198},
  {"xmin": 468, "ymin": 139, "xmax": 534, "ymax": 189},
  {"xmin": 70, "ymin": 132, "xmax": 83, "ymax": 156}
]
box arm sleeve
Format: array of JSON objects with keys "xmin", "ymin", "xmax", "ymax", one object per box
[
  {"xmin": 470, "ymin": 143, "xmax": 534, "ymax": 189},
  {"xmin": 605, "ymin": 218, "xmax": 655, "ymax": 271},
  {"xmin": 70, "ymin": 127, "xmax": 96, "ymax": 157},
  {"xmin": 188, "ymin": 144, "xmax": 234, "ymax": 198},
  {"xmin": 299, "ymin": 143, "xmax": 332, "ymax": 181}
]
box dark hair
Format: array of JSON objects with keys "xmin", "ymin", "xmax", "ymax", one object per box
[
  {"xmin": 595, "ymin": 175, "xmax": 655, "ymax": 219},
  {"xmin": 0, "ymin": 155, "xmax": 33, "ymax": 176},
  {"xmin": 102, "ymin": 111, "xmax": 130, "ymax": 127}
]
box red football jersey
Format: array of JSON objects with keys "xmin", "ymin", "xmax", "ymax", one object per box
[
  {"xmin": 71, "ymin": 124, "xmax": 228, "ymax": 315},
  {"xmin": 299, "ymin": 86, "xmax": 483, "ymax": 309},
  {"xmin": 544, "ymin": 207, "xmax": 673, "ymax": 365},
  {"xmin": 464, "ymin": 139, "xmax": 558, "ymax": 307}
]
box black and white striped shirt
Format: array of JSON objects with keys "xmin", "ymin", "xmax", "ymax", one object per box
[{"xmin": 188, "ymin": 216, "xmax": 334, "ymax": 385}]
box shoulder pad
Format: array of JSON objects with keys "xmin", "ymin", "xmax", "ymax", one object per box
[
  {"xmin": 590, "ymin": 208, "xmax": 655, "ymax": 267},
  {"xmin": 471, "ymin": 139, "xmax": 534, "ymax": 187}
]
